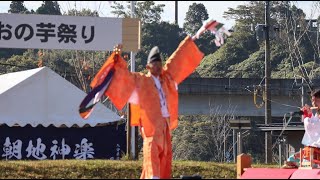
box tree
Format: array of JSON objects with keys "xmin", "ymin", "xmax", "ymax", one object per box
[
  {"xmin": 205, "ymin": 1, "xmax": 317, "ymax": 82},
  {"xmin": 248, "ymin": 1, "xmax": 318, "ymax": 91},
  {"xmin": 223, "ymin": 1, "xmax": 290, "ymax": 34},
  {"xmin": 8, "ymin": 1, "xmax": 29, "ymax": 14},
  {"xmin": 111, "ymin": 1, "xmax": 165, "ymax": 25},
  {"xmin": 65, "ymin": 8, "xmax": 99, "ymax": 17},
  {"xmin": 183, "ymin": 3, "xmax": 218, "ymax": 55},
  {"xmin": 223, "ymin": 1, "xmax": 265, "ymax": 29},
  {"xmin": 227, "ymin": 48, "xmax": 265, "ymax": 78},
  {"xmin": 172, "ymin": 104, "xmax": 235, "ymax": 162},
  {"xmin": 2, "ymin": 50, "xmax": 38, "ymax": 73},
  {"xmin": 197, "ymin": 30, "xmax": 259, "ymax": 78},
  {"xmin": 183, "ymin": 3, "xmax": 209, "ymax": 36},
  {"xmin": 36, "ymin": 1, "xmax": 61, "ymax": 15}
]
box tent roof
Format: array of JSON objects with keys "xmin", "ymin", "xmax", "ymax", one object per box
[{"xmin": 0, "ymin": 67, "xmax": 121, "ymax": 127}]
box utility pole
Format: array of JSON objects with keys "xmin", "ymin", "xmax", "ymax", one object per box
[
  {"xmin": 237, "ymin": 127, "xmax": 242, "ymax": 155},
  {"xmin": 175, "ymin": 1, "xmax": 178, "ymax": 24},
  {"xmin": 233, "ymin": 129, "xmax": 237, "ymax": 163},
  {"xmin": 264, "ymin": 1, "xmax": 272, "ymax": 164},
  {"xmin": 127, "ymin": 1, "xmax": 137, "ymax": 160}
]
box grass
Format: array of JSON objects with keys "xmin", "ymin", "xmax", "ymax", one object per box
[{"xmin": 0, "ymin": 160, "xmax": 279, "ymax": 179}]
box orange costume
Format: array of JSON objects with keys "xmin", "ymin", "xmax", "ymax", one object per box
[{"xmin": 95, "ymin": 36, "xmax": 204, "ymax": 178}]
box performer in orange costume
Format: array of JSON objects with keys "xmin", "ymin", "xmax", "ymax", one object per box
[
  {"xmin": 83, "ymin": 20, "xmax": 231, "ymax": 179},
  {"xmin": 104, "ymin": 36, "xmax": 203, "ymax": 179}
]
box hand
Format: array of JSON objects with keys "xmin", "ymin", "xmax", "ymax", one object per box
[
  {"xmin": 113, "ymin": 44, "xmax": 123, "ymax": 54},
  {"xmin": 192, "ymin": 19, "xmax": 217, "ymax": 40},
  {"xmin": 191, "ymin": 19, "xmax": 232, "ymax": 47},
  {"xmin": 192, "ymin": 20, "xmax": 213, "ymax": 40},
  {"xmin": 301, "ymin": 104, "xmax": 311, "ymax": 113},
  {"xmin": 301, "ymin": 104, "xmax": 312, "ymax": 119}
]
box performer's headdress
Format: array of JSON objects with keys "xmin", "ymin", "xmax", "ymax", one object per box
[{"xmin": 147, "ymin": 46, "xmax": 161, "ymax": 64}]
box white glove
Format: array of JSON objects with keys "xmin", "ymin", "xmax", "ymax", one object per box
[{"xmin": 192, "ymin": 19, "xmax": 232, "ymax": 47}]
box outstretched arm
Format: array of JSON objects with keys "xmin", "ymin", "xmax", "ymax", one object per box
[
  {"xmin": 163, "ymin": 19, "xmax": 231, "ymax": 84},
  {"xmin": 79, "ymin": 45, "xmax": 136, "ymax": 119},
  {"xmin": 163, "ymin": 36, "xmax": 204, "ymax": 84}
]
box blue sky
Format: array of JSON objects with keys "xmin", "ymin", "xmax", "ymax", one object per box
[{"xmin": 0, "ymin": 1, "xmax": 318, "ymax": 30}]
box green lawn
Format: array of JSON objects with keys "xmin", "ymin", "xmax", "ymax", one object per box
[{"xmin": 0, "ymin": 160, "xmax": 278, "ymax": 179}]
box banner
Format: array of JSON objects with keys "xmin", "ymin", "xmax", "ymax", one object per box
[
  {"xmin": 0, "ymin": 123, "xmax": 126, "ymax": 160},
  {"xmin": 0, "ymin": 13, "xmax": 140, "ymax": 52}
]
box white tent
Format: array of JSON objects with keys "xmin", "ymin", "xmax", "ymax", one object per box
[{"xmin": 0, "ymin": 67, "xmax": 120, "ymax": 127}]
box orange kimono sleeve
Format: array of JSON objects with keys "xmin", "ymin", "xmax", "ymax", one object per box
[
  {"xmin": 129, "ymin": 103, "xmax": 141, "ymax": 126},
  {"xmin": 93, "ymin": 53, "xmax": 136, "ymax": 110},
  {"xmin": 163, "ymin": 36, "xmax": 204, "ymax": 84},
  {"xmin": 90, "ymin": 52, "xmax": 116, "ymax": 88}
]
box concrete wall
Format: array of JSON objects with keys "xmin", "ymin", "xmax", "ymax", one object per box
[
  {"xmin": 179, "ymin": 94, "xmax": 303, "ymax": 117},
  {"xmin": 178, "ymin": 77, "xmax": 313, "ymax": 117}
]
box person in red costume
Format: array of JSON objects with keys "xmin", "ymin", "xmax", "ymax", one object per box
[
  {"xmin": 284, "ymin": 88, "xmax": 320, "ymax": 168},
  {"xmin": 301, "ymin": 88, "xmax": 320, "ymax": 147}
]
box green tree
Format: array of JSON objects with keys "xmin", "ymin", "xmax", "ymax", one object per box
[
  {"xmin": 183, "ymin": 3, "xmax": 218, "ymax": 55},
  {"xmin": 65, "ymin": 8, "xmax": 99, "ymax": 17},
  {"xmin": 223, "ymin": 1, "xmax": 292, "ymax": 34},
  {"xmin": 197, "ymin": 30, "xmax": 258, "ymax": 78},
  {"xmin": 227, "ymin": 48, "xmax": 265, "ymax": 78},
  {"xmin": 276, "ymin": 2, "xmax": 318, "ymax": 89},
  {"xmin": 111, "ymin": 1, "xmax": 165, "ymax": 25},
  {"xmin": 223, "ymin": 1, "xmax": 265, "ymax": 29},
  {"xmin": 183, "ymin": 3, "xmax": 209, "ymax": 36},
  {"xmin": 202, "ymin": 1, "xmax": 315, "ymax": 82},
  {"xmin": 8, "ymin": 1, "xmax": 29, "ymax": 14},
  {"xmin": 36, "ymin": 1, "xmax": 61, "ymax": 15},
  {"xmin": 3, "ymin": 50, "xmax": 38, "ymax": 73},
  {"xmin": 226, "ymin": 41, "xmax": 288, "ymax": 78}
]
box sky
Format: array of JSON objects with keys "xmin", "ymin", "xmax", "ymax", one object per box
[{"xmin": 0, "ymin": 1, "xmax": 319, "ymax": 30}]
